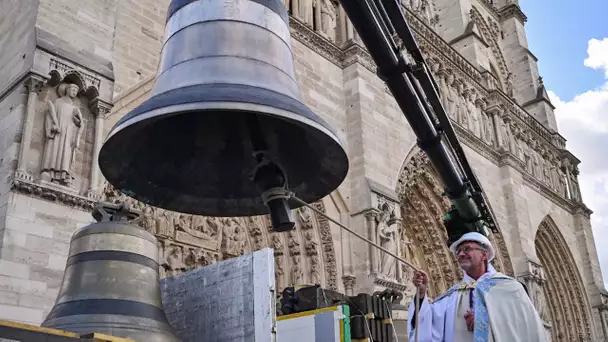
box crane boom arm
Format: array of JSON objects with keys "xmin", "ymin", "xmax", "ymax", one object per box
[{"xmin": 338, "ymin": 0, "xmax": 498, "ymax": 243}]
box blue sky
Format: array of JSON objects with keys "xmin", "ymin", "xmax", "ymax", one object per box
[
  {"xmin": 519, "ymin": 0, "xmax": 608, "ymax": 288},
  {"xmin": 520, "ymin": 0, "xmax": 608, "ymax": 100}
]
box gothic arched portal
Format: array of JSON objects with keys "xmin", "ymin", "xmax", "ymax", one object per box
[
  {"xmin": 396, "ymin": 149, "xmax": 514, "ymax": 297},
  {"xmin": 535, "ymin": 217, "xmax": 593, "ymax": 341},
  {"xmin": 102, "ymin": 184, "xmax": 339, "ymax": 294}
]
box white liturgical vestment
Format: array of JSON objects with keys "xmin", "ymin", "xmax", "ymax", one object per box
[{"xmin": 407, "ymin": 265, "xmax": 548, "ymax": 342}]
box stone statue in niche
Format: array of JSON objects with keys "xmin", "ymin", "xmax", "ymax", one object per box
[
  {"xmin": 320, "ymin": 0, "xmax": 336, "ymax": 40},
  {"xmin": 444, "ymin": 73, "xmax": 458, "ymax": 121},
  {"xmin": 41, "ymin": 83, "xmax": 84, "ymax": 187},
  {"xmin": 465, "ymin": 90, "xmax": 480, "ymax": 137},
  {"xmin": 455, "ymin": 82, "xmax": 467, "ymax": 126},
  {"xmin": 505, "ymin": 73, "xmax": 515, "ymax": 97},
  {"xmin": 377, "ymin": 203, "xmax": 399, "ymax": 278},
  {"xmin": 299, "ymin": 0, "xmax": 313, "ymax": 27},
  {"xmin": 291, "ymin": 255, "xmax": 303, "ymax": 285}
]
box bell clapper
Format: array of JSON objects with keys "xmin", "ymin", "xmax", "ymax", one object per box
[{"xmin": 247, "ymin": 117, "xmax": 296, "ymax": 233}]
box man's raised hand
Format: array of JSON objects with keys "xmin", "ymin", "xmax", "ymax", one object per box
[{"xmin": 413, "ymin": 270, "xmax": 428, "ymax": 297}]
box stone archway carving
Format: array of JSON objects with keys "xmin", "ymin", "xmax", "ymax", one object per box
[
  {"xmin": 396, "ymin": 149, "xmax": 514, "ymax": 297},
  {"xmin": 535, "ymin": 216, "xmax": 593, "ymax": 341},
  {"xmin": 101, "ymin": 184, "xmax": 338, "ymax": 292}
]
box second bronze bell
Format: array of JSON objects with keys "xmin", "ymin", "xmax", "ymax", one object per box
[
  {"xmin": 98, "ymin": 0, "xmax": 350, "ymax": 222},
  {"xmin": 41, "ymin": 203, "xmax": 181, "ymax": 342}
]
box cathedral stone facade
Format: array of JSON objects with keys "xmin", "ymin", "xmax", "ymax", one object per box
[{"xmin": 0, "ymin": 0, "xmax": 607, "ymax": 340}]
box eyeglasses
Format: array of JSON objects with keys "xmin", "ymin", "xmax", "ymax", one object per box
[{"xmin": 456, "ymin": 246, "xmax": 485, "ymax": 255}]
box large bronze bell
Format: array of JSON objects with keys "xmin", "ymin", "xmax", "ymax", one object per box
[
  {"xmin": 98, "ymin": 0, "xmax": 349, "ymax": 231},
  {"xmin": 41, "ymin": 203, "xmax": 180, "ymax": 342}
]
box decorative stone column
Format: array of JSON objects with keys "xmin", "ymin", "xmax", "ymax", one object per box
[
  {"xmin": 365, "ymin": 210, "xmax": 379, "ymax": 274},
  {"xmin": 87, "ymin": 99, "xmax": 112, "ymax": 199},
  {"xmin": 342, "ymin": 275, "xmax": 356, "ymax": 296},
  {"xmin": 15, "ymin": 74, "xmax": 47, "ymax": 182}
]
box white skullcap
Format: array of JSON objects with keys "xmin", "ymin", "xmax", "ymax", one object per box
[{"xmin": 449, "ymin": 232, "xmax": 495, "ymax": 262}]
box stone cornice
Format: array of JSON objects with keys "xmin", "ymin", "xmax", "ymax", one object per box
[
  {"xmin": 290, "ymin": 17, "xmax": 376, "ymax": 74},
  {"xmin": 406, "ymin": 10, "xmax": 483, "ymax": 84},
  {"xmin": 10, "ymin": 176, "xmax": 96, "ymax": 211},
  {"xmin": 498, "ymin": 4, "xmax": 528, "ymax": 24}
]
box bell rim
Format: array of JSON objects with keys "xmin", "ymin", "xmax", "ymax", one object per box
[
  {"xmin": 99, "ymin": 89, "xmax": 350, "ymax": 217},
  {"xmin": 105, "ymin": 100, "xmax": 345, "ymax": 152}
]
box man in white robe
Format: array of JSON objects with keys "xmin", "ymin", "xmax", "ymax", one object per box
[{"xmin": 407, "ymin": 232, "xmax": 548, "ymax": 341}]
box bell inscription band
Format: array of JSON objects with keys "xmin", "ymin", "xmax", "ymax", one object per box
[
  {"xmin": 98, "ymin": 0, "xmax": 349, "ymax": 232},
  {"xmin": 41, "ymin": 202, "xmax": 181, "ymax": 342}
]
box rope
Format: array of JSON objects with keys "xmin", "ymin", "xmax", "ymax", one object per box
[{"xmin": 289, "ymin": 193, "xmax": 423, "ymax": 341}]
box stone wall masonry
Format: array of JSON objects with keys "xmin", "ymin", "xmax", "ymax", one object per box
[
  {"xmin": 0, "ymin": 0, "xmax": 38, "ymax": 93},
  {"xmin": 161, "ymin": 248, "xmax": 275, "ymax": 342},
  {"xmin": 0, "ymin": 193, "xmax": 94, "ymax": 325},
  {"xmin": 111, "ymin": 0, "xmax": 169, "ymax": 95},
  {"xmin": 35, "ymin": 0, "xmax": 119, "ymax": 63},
  {"xmin": 500, "ymin": 17, "xmax": 541, "ymax": 107}
]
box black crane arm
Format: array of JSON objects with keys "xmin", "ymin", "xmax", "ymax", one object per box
[{"xmin": 338, "ymin": 0, "xmax": 498, "ymax": 244}]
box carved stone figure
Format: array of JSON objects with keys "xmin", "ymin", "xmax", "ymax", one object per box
[
  {"xmin": 157, "ymin": 210, "xmax": 174, "ymax": 237},
  {"xmin": 299, "ymin": 0, "xmax": 313, "ymax": 27},
  {"xmin": 376, "ymin": 203, "xmax": 399, "ymax": 278},
  {"xmin": 288, "ymin": 231, "xmax": 301, "ymax": 256},
  {"xmin": 221, "ymin": 218, "xmax": 244, "ymax": 257},
  {"xmin": 455, "ymin": 82, "xmax": 468, "ymax": 126},
  {"xmin": 505, "ymin": 72, "xmax": 514, "ymax": 97},
  {"xmin": 249, "ymin": 217, "xmax": 265, "ymax": 249},
  {"xmin": 466, "ymin": 90, "xmax": 480, "ymax": 136},
  {"xmin": 419, "ymin": 0, "xmax": 434, "ymax": 26},
  {"xmin": 298, "ymin": 207, "xmax": 313, "ymax": 229},
  {"xmin": 445, "ymin": 73, "xmax": 458, "ymax": 121},
  {"xmin": 162, "ymin": 246, "xmax": 186, "ymax": 277},
  {"xmin": 191, "ymin": 216, "xmax": 215, "ymax": 240},
  {"xmin": 310, "ymin": 256, "xmax": 321, "ymax": 284},
  {"xmin": 401, "ymin": 232, "xmax": 415, "ymax": 264},
  {"xmin": 141, "ymin": 206, "xmax": 157, "ymax": 234},
  {"xmin": 41, "ymin": 83, "xmax": 84, "ymax": 186},
  {"xmin": 275, "ymin": 255, "xmax": 285, "ymax": 290},
  {"xmin": 271, "ymin": 234, "xmax": 284, "ymax": 256},
  {"xmin": 291, "ymin": 255, "xmax": 303, "ymax": 285},
  {"xmin": 304, "ymin": 230, "xmax": 318, "ymax": 256},
  {"xmin": 320, "ymin": 0, "xmax": 336, "ymax": 40}
]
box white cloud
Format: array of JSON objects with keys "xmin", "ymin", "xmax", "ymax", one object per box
[
  {"xmin": 549, "ymin": 37, "xmax": 608, "ymax": 290},
  {"xmin": 584, "ymin": 37, "xmax": 608, "ymax": 78}
]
